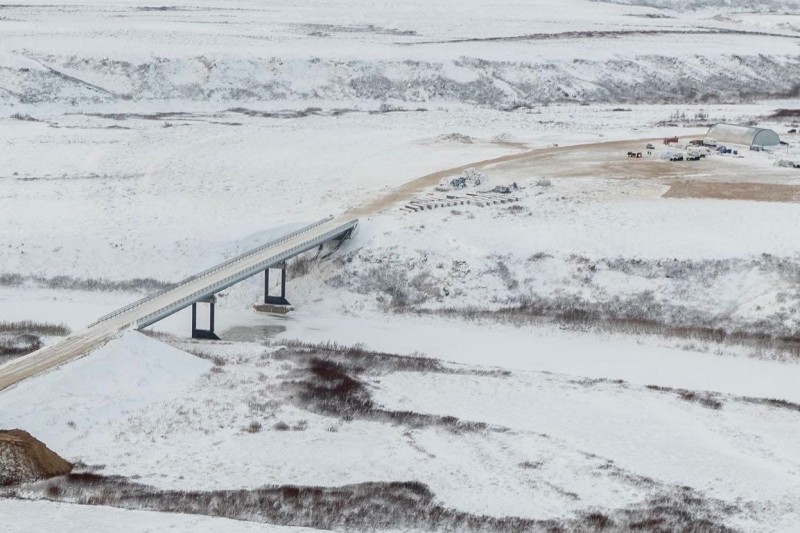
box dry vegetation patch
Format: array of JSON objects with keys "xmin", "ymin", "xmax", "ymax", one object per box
[
  {"xmin": 646, "ymin": 386, "xmax": 724, "ymax": 410},
  {"xmin": 3, "ymin": 473, "xmax": 736, "ymax": 532},
  {"xmin": 0, "ymin": 273, "xmax": 173, "ymax": 293},
  {"xmin": 421, "ymin": 301, "xmax": 800, "ymax": 360},
  {"xmin": 273, "ymin": 342, "xmax": 495, "ymax": 431},
  {"xmin": 0, "ymin": 321, "xmax": 71, "ymax": 360}
]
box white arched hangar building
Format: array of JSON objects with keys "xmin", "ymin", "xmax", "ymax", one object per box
[{"xmin": 705, "ymin": 124, "xmax": 781, "ymax": 148}]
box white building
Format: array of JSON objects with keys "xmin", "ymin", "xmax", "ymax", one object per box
[{"xmin": 705, "ymin": 124, "xmax": 780, "ymax": 148}]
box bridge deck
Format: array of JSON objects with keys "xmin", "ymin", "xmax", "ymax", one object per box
[{"xmin": 0, "ymin": 217, "xmax": 358, "ymax": 392}]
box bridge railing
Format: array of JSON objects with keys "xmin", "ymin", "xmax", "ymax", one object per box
[
  {"xmin": 89, "ymin": 215, "xmax": 335, "ymax": 327},
  {"xmin": 134, "ymin": 219, "xmax": 357, "ymax": 330}
]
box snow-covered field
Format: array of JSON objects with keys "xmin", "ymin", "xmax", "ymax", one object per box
[
  {"xmin": 0, "ymin": 498, "xmax": 319, "ymax": 533},
  {"xmin": 3, "ymin": 0, "xmax": 800, "ymax": 530}
]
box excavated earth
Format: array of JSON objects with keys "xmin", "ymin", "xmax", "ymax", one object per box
[{"xmin": 0, "ymin": 430, "xmax": 72, "ymax": 485}]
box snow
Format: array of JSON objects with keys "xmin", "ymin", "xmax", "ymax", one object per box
[
  {"xmin": 3, "ymin": 0, "xmax": 800, "ymax": 529},
  {"xmin": 0, "ymin": 498, "xmax": 318, "ymax": 533},
  {"xmin": 3, "ymin": 326, "xmax": 800, "ymax": 527},
  {"xmin": 0, "ymin": 332, "xmax": 211, "ymax": 453},
  {"xmin": 2, "ymin": 0, "xmax": 800, "ymax": 108},
  {"xmin": 4, "ymin": 107, "xmax": 800, "ymax": 526},
  {"xmin": 275, "ymin": 312, "xmax": 800, "ymax": 404}
]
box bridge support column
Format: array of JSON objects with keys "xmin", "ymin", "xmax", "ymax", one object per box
[
  {"xmin": 255, "ymin": 263, "xmax": 293, "ymax": 314},
  {"xmin": 263, "ymin": 263, "xmax": 290, "ymax": 306},
  {"xmin": 191, "ymin": 295, "xmax": 220, "ymax": 340}
]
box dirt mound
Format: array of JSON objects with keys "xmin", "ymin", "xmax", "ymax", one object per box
[{"xmin": 0, "ymin": 430, "xmax": 72, "ymax": 485}]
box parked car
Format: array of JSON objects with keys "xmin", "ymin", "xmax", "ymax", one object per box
[
  {"xmin": 646, "ymin": 143, "xmax": 655, "ymax": 149},
  {"xmin": 670, "ymin": 154, "xmax": 684, "ymax": 161}
]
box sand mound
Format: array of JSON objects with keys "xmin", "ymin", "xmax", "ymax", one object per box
[{"xmin": 0, "ymin": 429, "xmax": 72, "ymax": 485}]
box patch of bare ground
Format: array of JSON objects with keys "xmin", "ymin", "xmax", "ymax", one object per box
[
  {"xmin": 664, "ymin": 181, "xmax": 800, "ymax": 203},
  {"xmin": 271, "ymin": 341, "xmax": 502, "ymax": 431},
  {"xmin": 0, "ymin": 430, "xmax": 72, "ymax": 485},
  {"xmin": 2, "ymin": 474, "xmax": 736, "ymax": 532}
]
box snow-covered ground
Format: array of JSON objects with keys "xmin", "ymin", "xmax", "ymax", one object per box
[
  {"xmin": 4, "ymin": 0, "xmax": 800, "ymax": 530},
  {"xmin": 0, "ymin": 498, "xmax": 319, "ymax": 533},
  {"xmin": 3, "ymin": 0, "xmax": 800, "ymax": 107},
  {"xmin": 2, "ymin": 328, "xmax": 800, "ymax": 530}
]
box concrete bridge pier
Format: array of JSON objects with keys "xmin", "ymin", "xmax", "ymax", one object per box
[
  {"xmin": 255, "ymin": 263, "xmax": 293, "ymax": 314},
  {"xmin": 191, "ymin": 295, "xmax": 220, "ymax": 340}
]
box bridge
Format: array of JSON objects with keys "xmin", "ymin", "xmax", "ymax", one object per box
[{"xmin": 0, "ymin": 216, "xmax": 358, "ymax": 392}]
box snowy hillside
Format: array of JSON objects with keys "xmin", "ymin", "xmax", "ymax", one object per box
[{"xmin": 2, "ymin": 0, "xmax": 800, "ymax": 108}]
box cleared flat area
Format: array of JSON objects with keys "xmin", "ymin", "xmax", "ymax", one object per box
[
  {"xmin": 483, "ymin": 138, "xmax": 800, "ymax": 187},
  {"xmin": 364, "ymin": 131, "xmax": 800, "ymax": 216},
  {"xmin": 664, "ymin": 181, "xmax": 800, "ymax": 202}
]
